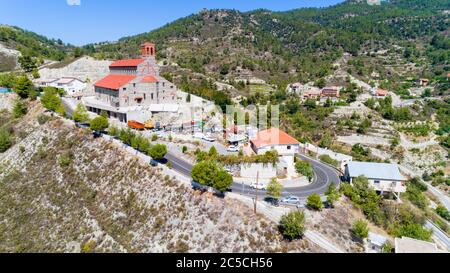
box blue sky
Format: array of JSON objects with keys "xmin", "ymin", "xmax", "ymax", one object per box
[{"xmin": 0, "ymin": 0, "xmax": 344, "ymax": 46}]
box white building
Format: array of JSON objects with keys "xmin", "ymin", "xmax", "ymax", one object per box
[
  {"xmin": 250, "ymin": 128, "xmax": 299, "ymax": 178},
  {"xmin": 395, "ymin": 237, "xmax": 443, "ymax": 253},
  {"xmin": 344, "ymin": 161, "xmax": 407, "ymax": 198},
  {"xmin": 38, "ymin": 77, "xmax": 86, "ymax": 97}
]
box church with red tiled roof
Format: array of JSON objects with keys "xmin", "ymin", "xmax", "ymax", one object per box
[{"xmin": 87, "ymin": 42, "xmax": 179, "ymax": 122}]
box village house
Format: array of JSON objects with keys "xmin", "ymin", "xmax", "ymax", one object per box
[
  {"xmin": 371, "ymin": 88, "xmax": 388, "ymax": 97},
  {"xmin": 287, "ymin": 82, "xmax": 303, "ymax": 94},
  {"xmin": 321, "ymin": 86, "xmax": 340, "ymax": 98},
  {"xmin": 37, "ymin": 77, "xmax": 87, "ymax": 97},
  {"xmin": 302, "ymin": 87, "xmax": 321, "ymax": 100},
  {"xmin": 83, "ymin": 42, "xmax": 181, "ymax": 122},
  {"xmin": 418, "ymin": 78, "xmax": 429, "ymax": 86},
  {"xmin": 344, "ymin": 161, "xmax": 407, "ymax": 199},
  {"xmin": 250, "ymin": 128, "xmax": 299, "ymax": 177}
]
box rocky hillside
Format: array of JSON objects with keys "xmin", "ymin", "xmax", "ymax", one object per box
[
  {"xmin": 0, "ymin": 101, "xmax": 321, "ymax": 253},
  {"xmin": 88, "ymin": 0, "xmax": 449, "ymax": 89}
]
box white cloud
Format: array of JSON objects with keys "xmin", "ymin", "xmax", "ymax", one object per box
[{"xmin": 67, "ymin": 0, "xmax": 81, "ymax": 6}]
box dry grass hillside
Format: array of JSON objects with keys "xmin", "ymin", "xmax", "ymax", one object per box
[{"xmin": 0, "ymin": 102, "xmax": 321, "ymax": 253}]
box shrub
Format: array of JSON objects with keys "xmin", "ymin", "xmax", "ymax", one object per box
[
  {"xmin": 13, "ymin": 100, "xmax": 28, "ymax": 118},
  {"xmin": 107, "ymin": 126, "xmax": 119, "ymax": 137},
  {"xmin": 266, "ymin": 178, "xmax": 283, "ymax": 200},
  {"xmin": 72, "ymin": 103, "xmax": 90, "ymax": 123},
  {"xmin": 352, "ymin": 219, "xmax": 369, "ymax": 240},
  {"xmin": 191, "ymin": 161, "xmax": 232, "ymax": 192},
  {"xmin": 295, "ymin": 160, "xmax": 314, "ymax": 182},
  {"xmin": 37, "ymin": 114, "xmax": 51, "ymax": 125},
  {"xmin": 90, "ymin": 116, "xmax": 109, "ymax": 131},
  {"xmin": 148, "ymin": 144, "xmax": 167, "ymax": 160},
  {"xmin": 279, "ymin": 210, "xmax": 306, "ymax": 240},
  {"xmin": 381, "ymin": 241, "xmax": 394, "ymax": 253},
  {"xmin": 0, "ymin": 129, "xmax": 13, "ymax": 153},
  {"xmin": 393, "ymin": 223, "xmax": 432, "ymax": 241},
  {"xmin": 306, "ymin": 193, "xmax": 323, "ymax": 211},
  {"xmin": 182, "ymin": 146, "xmax": 188, "ymax": 154},
  {"xmin": 325, "ymin": 184, "xmax": 341, "ymax": 207},
  {"xmin": 40, "ymin": 87, "xmax": 62, "ymax": 112},
  {"xmin": 319, "ymin": 154, "xmax": 339, "ymax": 167},
  {"xmin": 13, "ymin": 76, "xmax": 33, "ymax": 99},
  {"xmin": 58, "ymin": 154, "xmax": 72, "ymax": 167},
  {"xmin": 151, "ymin": 134, "xmax": 158, "ymax": 141},
  {"xmin": 436, "ymin": 205, "xmax": 450, "ymax": 221}
]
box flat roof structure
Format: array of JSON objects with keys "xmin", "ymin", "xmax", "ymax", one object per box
[{"xmin": 346, "ymin": 161, "xmax": 406, "ymax": 181}]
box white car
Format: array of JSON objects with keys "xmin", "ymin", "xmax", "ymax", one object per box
[
  {"xmin": 202, "ymin": 135, "xmax": 215, "ymax": 142},
  {"xmin": 250, "ymin": 182, "xmax": 267, "ymax": 190},
  {"xmin": 227, "ymin": 145, "xmax": 239, "ymax": 152}
]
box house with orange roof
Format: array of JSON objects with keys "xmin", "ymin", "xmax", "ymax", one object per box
[
  {"xmin": 84, "ymin": 42, "xmax": 180, "ymax": 122},
  {"xmin": 250, "ymin": 128, "xmax": 300, "ymax": 177},
  {"xmin": 371, "ymin": 88, "xmax": 389, "ymax": 97}
]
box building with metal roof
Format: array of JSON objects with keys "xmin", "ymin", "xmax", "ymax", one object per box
[{"xmin": 344, "ymin": 161, "xmax": 407, "ymax": 197}]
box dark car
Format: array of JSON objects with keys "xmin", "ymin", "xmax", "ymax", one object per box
[
  {"xmin": 150, "ymin": 159, "xmax": 159, "ymax": 167},
  {"xmin": 75, "ymin": 122, "xmax": 90, "ymax": 129},
  {"xmin": 264, "ymin": 197, "xmax": 280, "ymax": 207},
  {"xmin": 93, "ymin": 131, "xmax": 103, "ymax": 138}
]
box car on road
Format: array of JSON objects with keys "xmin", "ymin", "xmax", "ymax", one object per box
[
  {"xmin": 227, "ymin": 145, "xmax": 239, "ymax": 152},
  {"xmin": 280, "ymin": 196, "xmax": 301, "ymax": 205},
  {"xmin": 202, "ymin": 135, "xmax": 215, "ymax": 142},
  {"xmin": 250, "ymin": 182, "xmax": 266, "ymax": 190},
  {"xmin": 150, "ymin": 159, "xmax": 159, "ymax": 167},
  {"xmin": 264, "ymin": 197, "xmax": 280, "ymax": 207},
  {"xmin": 75, "ymin": 122, "xmax": 90, "ymax": 129}
]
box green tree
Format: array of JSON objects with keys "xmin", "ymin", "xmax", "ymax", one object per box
[
  {"xmin": 266, "ymin": 178, "xmax": 283, "ymax": 200},
  {"xmin": 32, "ymin": 69, "xmax": 40, "ymax": 79},
  {"xmin": 18, "ymin": 55, "xmax": 37, "ymax": 72},
  {"xmin": 13, "ymin": 76, "xmax": 33, "ymax": 99},
  {"xmin": 40, "ymin": 87, "xmax": 62, "ymax": 111},
  {"xmin": 352, "ymin": 219, "xmax": 369, "ymax": 240},
  {"xmin": 12, "ymin": 100, "xmax": 28, "ymax": 118},
  {"xmin": 279, "ymin": 210, "xmax": 306, "ymax": 240},
  {"xmin": 325, "ymin": 184, "xmax": 340, "ymax": 208},
  {"xmin": 208, "ymin": 146, "xmax": 218, "ymax": 158},
  {"xmin": 0, "ymin": 129, "xmax": 13, "ymax": 153},
  {"xmin": 191, "ymin": 161, "xmax": 232, "ymax": 192},
  {"xmin": 306, "ymin": 193, "xmax": 323, "ymax": 211},
  {"xmin": 90, "ymin": 116, "xmax": 109, "ymax": 131},
  {"xmin": 295, "ymin": 160, "xmax": 314, "ymax": 182},
  {"xmin": 148, "ymin": 144, "xmax": 167, "ymax": 160},
  {"xmin": 72, "ymin": 103, "xmax": 90, "ymax": 123}
]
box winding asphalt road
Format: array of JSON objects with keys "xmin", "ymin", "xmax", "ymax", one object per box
[
  {"xmin": 62, "ymin": 98, "xmax": 341, "ymax": 198},
  {"xmin": 166, "ymin": 151, "xmax": 341, "ymax": 199}
]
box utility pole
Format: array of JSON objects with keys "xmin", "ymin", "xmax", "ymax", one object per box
[{"xmin": 253, "ymin": 171, "xmax": 259, "ymax": 214}]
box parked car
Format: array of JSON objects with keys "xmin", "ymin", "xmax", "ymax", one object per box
[
  {"xmin": 93, "ymin": 131, "xmax": 103, "ymax": 138},
  {"xmin": 150, "ymin": 159, "xmax": 159, "ymax": 167},
  {"xmin": 280, "ymin": 196, "xmax": 301, "ymax": 205},
  {"xmin": 75, "ymin": 122, "xmax": 90, "ymax": 129},
  {"xmin": 202, "ymin": 135, "xmax": 215, "ymax": 142},
  {"xmin": 227, "ymin": 145, "xmax": 239, "ymax": 152},
  {"xmin": 250, "ymin": 182, "xmax": 266, "ymax": 190},
  {"xmin": 264, "ymin": 197, "xmax": 280, "ymax": 207}
]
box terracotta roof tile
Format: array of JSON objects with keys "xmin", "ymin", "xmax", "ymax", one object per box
[
  {"xmin": 109, "ymin": 58, "xmax": 145, "ymax": 67},
  {"xmin": 141, "ymin": 75, "xmax": 158, "ymax": 83},
  {"xmin": 95, "ymin": 74, "xmax": 136, "ymax": 90},
  {"xmin": 251, "ymin": 128, "xmax": 299, "ymax": 149}
]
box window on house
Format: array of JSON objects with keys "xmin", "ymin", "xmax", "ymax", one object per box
[
  {"xmin": 374, "ymin": 180, "xmax": 380, "ymax": 185},
  {"xmin": 133, "ymin": 83, "xmax": 136, "ymax": 87},
  {"xmin": 123, "ymin": 88, "xmax": 126, "ymax": 91},
  {"xmin": 151, "ymin": 93, "xmax": 154, "ymax": 100},
  {"xmin": 287, "ymin": 146, "xmax": 291, "ymax": 150},
  {"xmin": 144, "ymin": 94, "xmax": 146, "ymax": 100}
]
